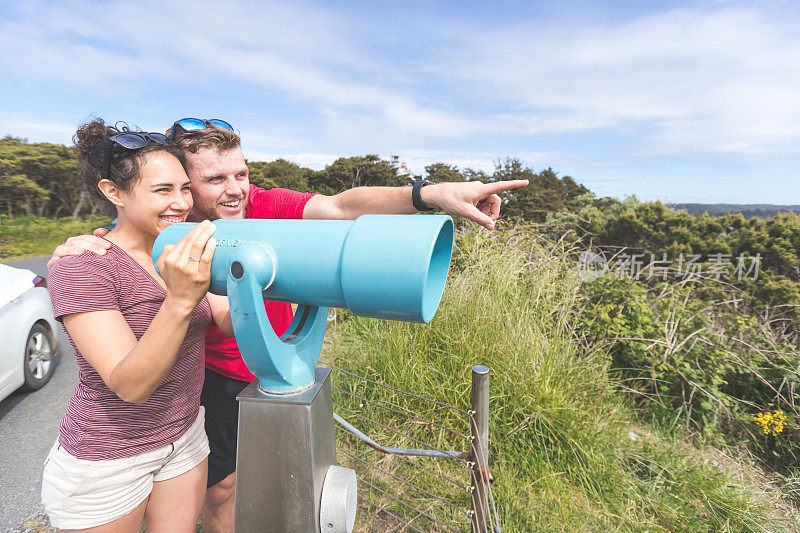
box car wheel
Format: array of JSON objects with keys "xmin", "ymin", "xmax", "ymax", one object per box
[{"xmin": 22, "ymin": 322, "xmax": 55, "ymax": 391}]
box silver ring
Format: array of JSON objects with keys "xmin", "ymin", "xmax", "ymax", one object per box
[{"xmin": 188, "ymin": 256, "xmax": 200, "ymax": 262}]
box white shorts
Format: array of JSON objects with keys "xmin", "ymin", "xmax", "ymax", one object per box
[{"xmin": 41, "ymin": 407, "xmax": 209, "ymax": 530}]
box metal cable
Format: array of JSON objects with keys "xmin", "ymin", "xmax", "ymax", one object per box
[
  {"xmin": 335, "ymin": 412, "xmax": 469, "ymax": 461},
  {"xmin": 358, "ymin": 477, "xmax": 463, "ymax": 533},
  {"xmin": 468, "ymin": 437, "xmax": 497, "ymax": 533},
  {"xmin": 334, "ymin": 402, "xmax": 471, "ymax": 465},
  {"xmin": 479, "ymin": 445, "xmax": 501, "ymax": 529},
  {"xmin": 319, "ymin": 360, "xmax": 494, "ymax": 528},
  {"xmin": 320, "ymin": 360, "xmax": 468, "ymax": 414},
  {"xmin": 469, "ymin": 413, "xmax": 502, "ymax": 531},
  {"xmin": 332, "ymin": 385, "xmax": 470, "ymax": 440},
  {"xmin": 467, "ymin": 436, "xmax": 494, "ymax": 532},
  {"xmin": 338, "ymin": 446, "xmax": 471, "ymax": 518},
  {"xmin": 474, "ymin": 448, "xmax": 499, "ymax": 532},
  {"xmin": 340, "ymin": 428, "xmax": 470, "ymax": 491},
  {"xmin": 358, "ymin": 493, "xmax": 425, "ymax": 533}
]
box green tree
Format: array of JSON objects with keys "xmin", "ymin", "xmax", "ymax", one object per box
[
  {"xmin": 0, "ymin": 173, "xmax": 49, "ymax": 218},
  {"xmin": 19, "ymin": 148, "xmax": 82, "ymax": 216},
  {"xmin": 248, "ymin": 159, "xmax": 318, "ymax": 193},
  {"xmin": 424, "ymin": 163, "xmax": 465, "ymax": 183},
  {"xmin": 0, "ymin": 137, "xmax": 81, "ymax": 217},
  {"xmin": 494, "ymin": 158, "xmax": 589, "ymax": 221},
  {"xmin": 318, "ymin": 155, "xmax": 402, "ymax": 192}
]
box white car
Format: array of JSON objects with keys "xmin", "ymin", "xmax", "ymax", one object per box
[{"xmin": 0, "ymin": 263, "xmax": 59, "ymax": 402}]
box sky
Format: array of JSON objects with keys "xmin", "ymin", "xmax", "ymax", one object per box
[{"xmin": 1, "ymin": 0, "xmax": 799, "ymax": 203}]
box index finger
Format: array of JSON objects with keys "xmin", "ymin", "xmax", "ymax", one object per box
[
  {"xmin": 178, "ymin": 221, "xmax": 217, "ymax": 262},
  {"xmin": 482, "ymin": 179, "xmax": 529, "ymax": 195},
  {"xmin": 188, "ymin": 223, "xmax": 217, "ymax": 259},
  {"xmin": 174, "ymin": 220, "xmax": 212, "ymax": 250}
]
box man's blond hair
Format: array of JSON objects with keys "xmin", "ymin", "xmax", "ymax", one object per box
[{"xmin": 166, "ymin": 124, "xmax": 241, "ymax": 156}]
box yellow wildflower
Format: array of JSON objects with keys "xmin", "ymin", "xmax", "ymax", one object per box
[{"xmin": 753, "ymin": 410, "xmax": 787, "ymax": 436}]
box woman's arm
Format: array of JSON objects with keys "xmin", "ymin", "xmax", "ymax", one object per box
[
  {"xmin": 62, "ymin": 221, "xmax": 217, "ymax": 403},
  {"xmin": 63, "ymin": 298, "xmax": 197, "ymax": 403},
  {"xmin": 206, "ymin": 292, "xmax": 234, "ymax": 337}
]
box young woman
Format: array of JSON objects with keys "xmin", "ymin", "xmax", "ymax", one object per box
[{"xmin": 42, "ymin": 120, "xmax": 231, "ymax": 532}]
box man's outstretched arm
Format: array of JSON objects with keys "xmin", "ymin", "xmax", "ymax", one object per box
[
  {"xmin": 48, "ymin": 179, "xmax": 530, "ymax": 266},
  {"xmin": 302, "ymin": 179, "xmax": 529, "ymax": 230}
]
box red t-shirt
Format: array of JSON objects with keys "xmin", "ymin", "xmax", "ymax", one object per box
[
  {"xmin": 204, "ymin": 184, "xmax": 316, "ymax": 381},
  {"xmin": 49, "ymin": 243, "xmax": 211, "ymax": 460}
]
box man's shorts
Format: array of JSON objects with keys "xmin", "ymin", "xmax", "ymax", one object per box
[
  {"xmin": 201, "ymin": 367, "xmax": 251, "ymax": 488},
  {"xmin": 41, "ymin": 407, "xmax": 209, "ymax": 530}
]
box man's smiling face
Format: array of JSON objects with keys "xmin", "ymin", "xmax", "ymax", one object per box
[{"xmin": 184, "ymin": 146, "xmax": 250, "ymax": 221}]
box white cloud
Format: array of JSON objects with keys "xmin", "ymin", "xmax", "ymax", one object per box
[
  {"xmin": 436, "ymin": 5, "xmax": 800, "ymax": 154},
  {"xmin": 2, "ymin": 1, "xmax": 799, "ymax": 160},
  {"xmin": 0, "ymin": 118, "xmax": 76, "ymax": 144},
  {"xmin": 243, "ymin": 151, "xmax": 340, "ymax": 170},
  {"xmin": 0, "ymin": 0, "xmax": 475, "ymax": 144}
]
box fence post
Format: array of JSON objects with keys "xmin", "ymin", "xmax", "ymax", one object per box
[{"xmin": 470, "ymin": 365, "xmax": 490, "ymax": 532}]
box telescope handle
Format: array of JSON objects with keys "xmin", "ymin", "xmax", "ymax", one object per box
[{"xmin": 227, "ymin": 242, "xmax": 327, "ymax": 393}]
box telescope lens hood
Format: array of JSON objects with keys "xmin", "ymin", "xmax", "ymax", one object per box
[{"xmin": 340, "ymin": 215, "xmax": 454, "ymax": 323}]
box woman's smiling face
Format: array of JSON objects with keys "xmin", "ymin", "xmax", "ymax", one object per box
[{"xmin": 117, "ymin": 151, "xmax": 193, "ymax": 238}]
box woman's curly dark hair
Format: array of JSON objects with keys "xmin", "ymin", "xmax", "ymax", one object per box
[{"xmin": 73, "ymin": 119, "xmax": 185, "ymax": 207}]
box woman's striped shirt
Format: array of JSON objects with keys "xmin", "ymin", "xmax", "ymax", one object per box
[{"xmin": 48, "ymin": 242, "xmax": 211, "ymax": 460}]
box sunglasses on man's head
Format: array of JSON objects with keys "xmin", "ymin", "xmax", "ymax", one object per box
[
  {"xmin": 168, "ymin": 118, "xmax": 234, "ymax": 140},
  {"xmin": 102, "ymin": 132, "xmax": 168, "ymax": 181}
]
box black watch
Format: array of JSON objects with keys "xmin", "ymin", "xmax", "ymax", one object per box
[{"xmin": 411, "ymin": 179, "xmax": 435, "ymax": 212}]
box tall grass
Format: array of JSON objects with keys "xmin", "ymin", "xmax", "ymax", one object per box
[
  {"xmin": 327, "ymin": 226, "xmax": 787, "ymax": 531},
  {"xmin": 0, "ymin": 215, "xmax": 112, "ymax": 260}
]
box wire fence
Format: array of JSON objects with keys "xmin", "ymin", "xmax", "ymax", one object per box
[{"xmin": 319, "ymin": 360, "xmax": 501, "ymax": 532}]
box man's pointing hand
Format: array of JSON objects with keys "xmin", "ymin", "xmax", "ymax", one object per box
[{"xmin": 421, "ymin": 179, "xmax": 529, "ymax": 230}]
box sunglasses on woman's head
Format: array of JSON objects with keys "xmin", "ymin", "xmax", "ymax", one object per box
[
  {"xmin": 168, "ymin": 118, "xmax": 234, "ymax": 140},
  {"xmin": 102, "ymin": 132, "xmax": 168, "ymax": 181}
]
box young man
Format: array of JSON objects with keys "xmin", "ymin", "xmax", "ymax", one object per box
[{"xmin": 50, "ymin": 118, "xmax": 528, "ymax": 532}]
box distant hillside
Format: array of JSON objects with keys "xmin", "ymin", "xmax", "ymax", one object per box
[{"xmin": 672, "ymin": 203, "xmax": 800, "ymax": 218}]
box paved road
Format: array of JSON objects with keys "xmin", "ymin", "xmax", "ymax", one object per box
[{"xmin": 0, "ymin": 257, "xmax": 76, "ymax": 531}]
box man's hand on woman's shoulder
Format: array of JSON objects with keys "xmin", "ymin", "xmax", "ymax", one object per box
[{"xmin": 47, "ymin": 228, "xmax": 112, "ymax": 270}]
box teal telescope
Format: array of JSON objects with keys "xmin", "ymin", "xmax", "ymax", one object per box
[{"xmin": 153, "ymin": 215, "xmax": 454, "ymax": 394}]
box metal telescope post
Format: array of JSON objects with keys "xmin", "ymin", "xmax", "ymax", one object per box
[{"xmin": 235, "ymin": 368, "xmax": 349, "ymax": 532}]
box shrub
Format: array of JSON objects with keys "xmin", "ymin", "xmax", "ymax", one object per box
[{"xmin": 328, "ymin": 225, "xmax": 781, "ymax": 531}]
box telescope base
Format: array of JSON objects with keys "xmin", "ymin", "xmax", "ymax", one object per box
[{"xmin": 234, "ymin": 367, "xmax": 335, "ymax": 532}]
